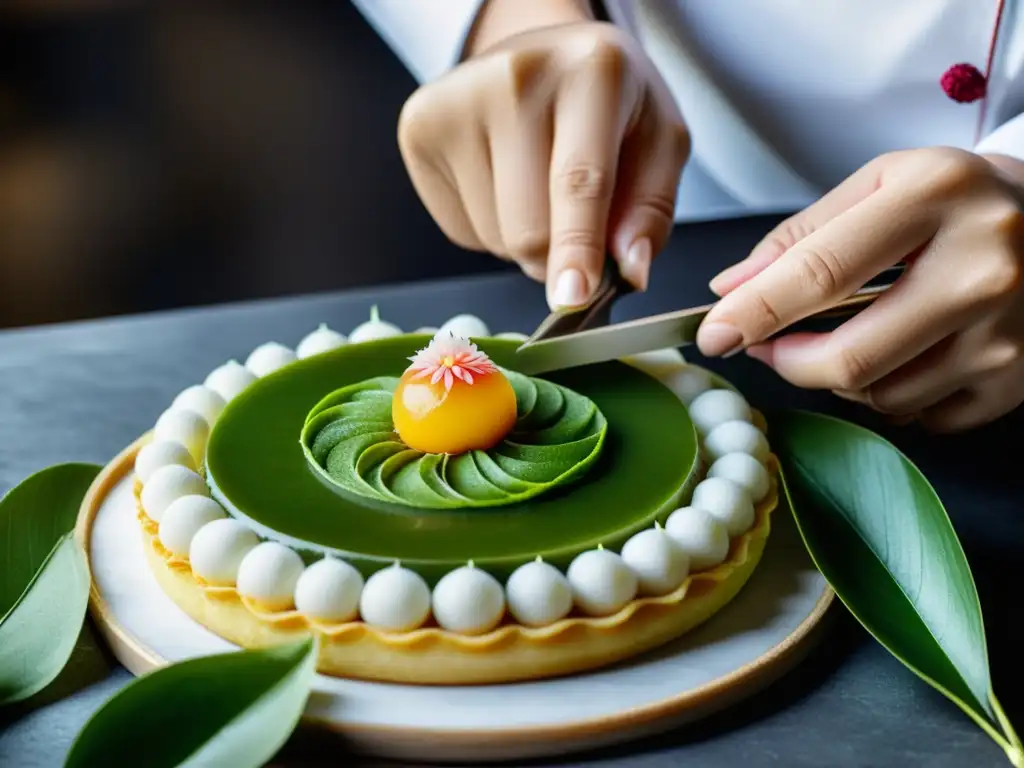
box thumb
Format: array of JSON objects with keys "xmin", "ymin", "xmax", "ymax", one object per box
[{"xmin": 609, "ymin": 117, "xmax": 690, "ymax": 290}]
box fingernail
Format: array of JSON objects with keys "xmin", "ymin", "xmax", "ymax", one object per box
[
  {"xmin": 697, "ymin": 322, "xmax": 744, "ymax": 358},
  {"xmin": 708, "ymin": 266, "xmax": 738, "ymax": 296},
  {"xmin": 623, "ymin": 238, "xmax": 652, "ymax": 291},
  {"xmin": 550, "ymin": 268, "xmax": 589, "ymax": 308}
]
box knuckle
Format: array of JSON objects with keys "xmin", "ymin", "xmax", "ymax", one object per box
[
  {"xmin": 551, "ymin": 227, "xmax": 604, "ymax": 253},
  {"xmin": 663, "ymin": 120, "xmax": 692, "ymax": 166},
  {"xmin": 984, "ymin": 337, "xmax": 1024, "ymax": 371},
  {"xmin": 581, "ymin": 35, "xmax": 629, "ymax": 80},
  {"xmin": 746, "ymin": 292, "xmax": 783, "ymax": 337},
  {"xmin": 794, "ymin": 244, "xmax": 846, "ymax": 298},
  {"xmin": 397, "ymin": 86, "xmax": 441, "ymax": 157},
  {"xmin": 776, "ymin": 214, "xmax": 818, "ymax": 249},
  {"xmin": 830, "ymin": 344, "xmax": 876, "ymax": 391},
  {"xmin": 976, "ymin": 251, "xmax": 1023, "ymax": 300},
  {"xmin": 918, "ymin": 149, "xmax": 987, "ymax": 198},
  {"xmin": 989, "ymin": 202, "xmax": 1024, "ymax": 245},
  {"xmin": 631, "ymin": 191, "xmax": 677, "ymax": 222},
  {"xmin": 555, "ymin": 162, "xmax": 614, "ymax": 202},
  {"xmin": 758, "ymin": 216, "xmax": 817, "ymax": 262},
  {"xmin": 503, "ymin": 48, "xmax": 552, "ymax": 102}
]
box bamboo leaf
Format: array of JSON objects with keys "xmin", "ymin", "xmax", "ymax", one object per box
[
  {"xmin": 772, "ymin": 410, "xmax": 1021, "ymax": 763},
  {"xmin": 65, "ymin": 637, "xmax": 318, "ymax": 768},
  {"xmin": 0, "ymin": 463, "xmax": 101, "ymax": 704}
]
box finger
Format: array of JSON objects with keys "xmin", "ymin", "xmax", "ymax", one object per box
[
  {"xmin": 546, "ymin": 43, "xmax": 633, "ymax": 309},
  {"xmin": 832, "ymin": 387, "xmax": 922, "ymax": 423},
  {"xmin": 742, "ymin": 264, "xmax": 989, "ymax": 390},
  {"xmin": 398, "ymin": 83, "xmax": 487, "ymax": 252},
  {"xmin": 847, "ymin": 335, "xmax": 965, "ymax": 414},
  {"xmin": 607, "ymin": 105, "xmax": 690, "ymax": 291},
  {"xmin": 697, "ymin": 189, "xmax": 939, "ymax": 357},
  {"xmin": 446, "ymin": 133, "xmax": 504, "ymax": 256},
  {"xmin": 489, "ymin": 100, "xmax": 553, "ymax": 281},
  {"xmin": 915, "ymin": 386, "xmax": 1024, "ymax": 433},
  {"xmin": 709, "ymin": 157, "xmax": 888, "ymax": 296}
]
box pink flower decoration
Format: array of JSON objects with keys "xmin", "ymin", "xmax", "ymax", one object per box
[{"xmin": 405, "ymin": 332, "xmax": 499, "ymax": 392}]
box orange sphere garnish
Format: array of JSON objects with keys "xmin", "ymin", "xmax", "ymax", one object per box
[{"xmin": 392, "ymin": 333, "xmax": 517, "ymax": 455}]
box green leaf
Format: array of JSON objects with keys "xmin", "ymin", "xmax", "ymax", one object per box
[
  {"xmin": 66, "ymin": 637, "xmax": 318, "ymax": 768},
  {"xmin": 0, "ymin": 463, "xmax": 101, "ymax": 705},
  {"xmin": 772, "ymin": 410, "xmax": 1022, "ymax": 763}
]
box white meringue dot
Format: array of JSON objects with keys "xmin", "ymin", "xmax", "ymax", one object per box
[
  {"xmin": 438, "ymin": 314, "xmax": 490, "ymax": 339},
  {"xmin": 494, "ymin": 331, "xmax": 528, "ymax": 341},
  {"xmin": 708, "ymin": 452, "xmax": 771, "ymax": 502},
  {"xmin": 358, "ymin": 563, "xmax": 431, "ymax": 632},
  {"xmin": 662, "ymin": 365, "xmax": 714, "ymax": 405},
  {"xmin": 203, "ymin": 360, "xmax": 257, "ymax": 402},
  {"xmin": 172, "ymin": 385, "xmax": 226, "ymax": 427},
  {"xmin": 235, "ymin": 541, "xmax": 305, "ymax": 612},
  {"xmin": 505, "ymin": 559, "xmax": 573, "ymax": 627},
  {"xmin": 704, "ymin": 419, "xmax": 770, "ymax": 463},
  {"xmin": 158, "ymin": 495, "xmax": 227, "ymax": 557},
  {"xmin": 349, "ymin": 306, "xmax": 402, "ymax": 343},
  {"xmin": 413, "ymin": 326, "xmax": 439, "ymax": 336},
  {"xmin": 245, "ymin": 342, "xmax": 297, "ymax": 377},
  {"xmin": 664, "ymin": 506, "xmax": 731, "ymax": 570},
  {"xmin": 689, "ymin": 389, "xmax": 752, "ymax": 436},
  {"xmin": 135, "ymin": 439, "xmax": 196, "ymax": 484},
  {"xmin": 296, "ymin": 324, "xmax": 348, "ymax": 359},
  {"xmin": 188, "ymin": 518, "xmax": 260, "ymax": 586},
  {"xmin": 431, "ymin": 563, "xmax": 506, "ymax": 635},
  {"xmin": 620, "ymin": 527, "xmax": 690, "ymax": 596},
  {"xmin": 141, "ymin": 464, "xmax": 209, "ymax": 522},
  {"xmin": 294, "ymin": 557, "xmax": 364, "ymax": 622},
  {"xmin": 566, "ymin": 548, "xmax": 638, "ymax": 616},
  {"xmin": 154, "ymin": 408, "xmax": 209, "ymax": 465},
  {"xmin": 692, "ymin": 477, "xmax": 755, "ymax": 536},
  {"xmin": 622, "ymin": 348, "xmax": 687, "ymax": 379}
]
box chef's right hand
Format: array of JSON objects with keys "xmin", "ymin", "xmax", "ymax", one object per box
[{"xmin": 397, "ymin": 12, "xmax": 689, "ymax": 310}]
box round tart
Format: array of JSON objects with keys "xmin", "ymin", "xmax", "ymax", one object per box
[{"xmin": 133, "ymin": 311, "xmax": 778, "ymax": 684}]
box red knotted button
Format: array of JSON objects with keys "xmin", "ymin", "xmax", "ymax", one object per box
[{"xmin": 940, "ymin": 63, "xmax": 987, "ymax": 103}]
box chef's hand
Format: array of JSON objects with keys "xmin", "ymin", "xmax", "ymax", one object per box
[
  {"xmin": 396, "ymin": 1, "xmax": 689, "ymax": 309},
  {"xmin": 697, "ymin": 147, "xmax": 1024, "ymax": 432}
]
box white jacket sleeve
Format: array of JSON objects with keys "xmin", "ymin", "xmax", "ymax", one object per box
[
  {"xmin": 351, "ymin": 0, "xmax": 487, "ymax": 84},
  {"xmin": 975, "ymin": 113, "xmax": 1024, "ymax": 163}
]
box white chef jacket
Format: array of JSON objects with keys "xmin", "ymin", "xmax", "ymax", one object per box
[{"xmin": 352, "ymin": 0, "xmax": 1024, "ymax": 223}]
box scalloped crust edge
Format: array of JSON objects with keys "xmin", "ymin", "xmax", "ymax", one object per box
[{"xmin": 135, "ymin": 458, "xmax": 777, "ymax": 685}]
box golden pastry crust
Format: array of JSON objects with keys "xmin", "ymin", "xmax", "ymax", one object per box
[{"xmin": 135, "ymin": 458, "xmax": 778, "ymax": 685}]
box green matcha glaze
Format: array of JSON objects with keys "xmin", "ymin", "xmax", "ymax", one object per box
[
  {"xmin": 300, "ymin": 370, "xmax": 606, "ymax": 509},
  {"xmin": 205, "ymin": 336, "xmax": 699, "ymax": 583}
]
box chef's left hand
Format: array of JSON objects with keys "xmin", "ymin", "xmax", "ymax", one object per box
[{"xmin": 696, "ymin": 147, "xmax": 1024, "ymax": 432}]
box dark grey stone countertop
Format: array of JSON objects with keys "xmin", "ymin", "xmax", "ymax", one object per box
[{"xmin": 1, "ymin": 218, "xmax": 1020, "ymax": 767}]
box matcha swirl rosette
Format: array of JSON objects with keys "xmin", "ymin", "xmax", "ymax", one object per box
[{"xmin": 300, "ymin": 333, "xmax": 608, "ymax": 509}]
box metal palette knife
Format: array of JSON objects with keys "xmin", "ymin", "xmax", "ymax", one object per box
[{"xmin": 514, "ymin": 260, "xmax": 904, "ymax": 376}]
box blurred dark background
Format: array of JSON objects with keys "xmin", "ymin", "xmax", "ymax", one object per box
[{"xmin": 0, "ymin": 1, "xmax": 509, "ymax": 330}]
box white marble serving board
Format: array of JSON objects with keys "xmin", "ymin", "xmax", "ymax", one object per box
[{"xmin": 89, "ymin": 470, "xmax": 830, "ymax": 761}]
